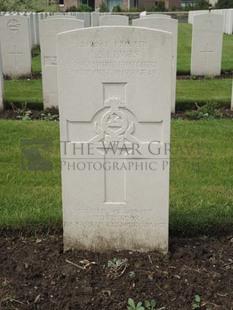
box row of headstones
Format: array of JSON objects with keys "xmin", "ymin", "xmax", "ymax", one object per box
[
  {"xmin": 0, "ymin": 11, "xmax": 175, "ymax": 46},
  {"xmin": 188, "ymin": 9, "xmax": 233, "ymax": 35},
  {"xmin": 0, "ymin": 11, "xmax": 92, "ymax": 46},
  {"xmin": 0, "ymin": 13, "xmax": 91, "ymax": 78},
  {"xmin": 0, "ymin": 13, "xmax": 229, "ymax": 113},
  {"xmin": 0, "ymin": 14, "xmax": 177, "ymax": 111}
]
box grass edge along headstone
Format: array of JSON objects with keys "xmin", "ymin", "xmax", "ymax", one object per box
[{"xmin": 57, "ymin": 26, "xmax": 172, "ymax": 253}]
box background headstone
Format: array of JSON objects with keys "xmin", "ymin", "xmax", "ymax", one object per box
[
  {"xmin": 140, "ymin": 11, "xmax": 147, "ymax": 17},
  {"xmin": 99, "ymin": 15, "xmax": 129, "ymax": 26},
  {"xmin": 133, "ymin": 17, "xmax": 178, "ymax": 113},
  {"xmin": 32, "ymin": 12, "xmax": 40, "ymax": 45},
  {"xmin": 91, "ymin": 12, "xmax": 110, "ymax": 27},
  {"xmin": 40, "ymin": 18, "xmax": 84, "ymax": 109},
  {"xmin": 188, "ymin": 9, "xmax": 233, "ymax": 34},
  {"xmin": 191, "ymin": 13, "xmax": 224, "ymax": 76},
  {"xmin": 47, "ymin": 15, "xmax": 76, "ymax": 19},
  {"xmin": 146, "ymin": 14, "xmax": 171, "ymax": 19},
  {"xmin": 0, "ymin": 15, "xmax": 31, "ymax": 77},
  {"xmin": 57, "ymin": 27, "xmax": 172, "ymax": 253}
]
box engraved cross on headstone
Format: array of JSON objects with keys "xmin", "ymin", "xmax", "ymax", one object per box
[
  {"xmin": 66, "ymin": 86, "xmax": 163, "ymax": 205},
  {"xmin": 9, "ymin": 45, "xmax": 23, "ymax": 73},
  {"xmin": 200, "ymin": 43, "xmax": 214, "ymax": 70}
]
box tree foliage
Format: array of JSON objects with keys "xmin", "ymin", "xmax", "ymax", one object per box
[
  {"xmin": 0, "ymin": 0, "xmax": 58, "ymax": 12},
  {"xmin": 215, "ymin": 0, "xmax": 233, "ymax": 8},
  {"xmin": 99, "ymin": 1, "xmax": 109, "ymax": 12},
  {"xmin": 194, "ymin": 0, "xmax": 210, "ymax": 9}
]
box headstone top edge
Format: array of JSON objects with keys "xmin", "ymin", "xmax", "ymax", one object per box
[{"xmin": 56, "ymin": 26, "xmax": 174, "ymax": 39}]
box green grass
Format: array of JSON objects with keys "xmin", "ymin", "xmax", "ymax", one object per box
[
  {"xmin": 0, "ymin": 120, "xmax": 232, "ymax": 236},
  {"xmin": 32, "ymin": 55, "xmax": 41, "ymax": 74},
  {"xmin": 4, "ymin": 78, "xmax": 232, "ymax": 110},
  {"xmin": 170, "ymin": 119, "xmax": 233, "ymax": 236},
  {"xmin": 222, "ymin": 33, "xmax": 233, "ymax": 72},
  {"xmin": 176, "ymin": 78, "xmax": 232, "ymax": 110},
  {"xmin": 4, "ymin": 79, "xmax": 42, "ymax": 109},
  {"xmin": 0, "ymin": 121, "xmax": 61, "ymax": 230},
  {"xmin": 177, "ymin": 23, "xmax": 192, "ymax": 74},
  {"xmin": 177, "ymin": 23, "xmax": 233, "ymax": 74}
]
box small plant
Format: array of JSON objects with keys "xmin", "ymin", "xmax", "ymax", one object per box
[
  {"xmin": 185, "ymin": 102, "xmax": 222, "ymax": 120},
  {"xmin": 144, "ymin": 299, "xmax": 156, "ymax": 309},
  {"xmin": 41, "ymin": 112, "xmax": 59, "ymax": 121},
  {"xmin": 127, "ymin": 298, "xmax": 145, "ymax": 310},
  {"xmin": 11, "ymin": 102, "xmax": 32, "ymax": 121},
  {"xmin": 128, "ymin": 271, "xmax": 136, "ymax": 278},
  {"xmin": 108, "ymin": 257, "xmax": 126, "ymax": 268},
  {"xmin": 192, "ymin": 294, "xmax": 201, "ymax": 309},
  {"xmin": 107, "ymin": 257, "xmax": 128, "ymax": 278}
]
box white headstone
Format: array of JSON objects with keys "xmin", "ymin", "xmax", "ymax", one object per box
[
  {"xmin": 99, "ymin": 15, "xmax": 129, "ymax": 26},
  {"xmin": 226, "ymin": 9, "xmax": 233, "ymax": 34},
  {"xmin": 32, "ymin": 13, "xmax": 40, "ymax": 45},
  {"xmin": 91, "ymin": 12, "xmax": 110, "ymax": 27},
  {"xmin": 146, "ymin": 14, "xmax": 171, "ymax": 19},
  {"xmin": 57, "ymin": 27, "xmax": 172, "ymax": 253},
  {"xmin": 0, "ymin": 45, "xmax": 4, "ymax": 111},
  {"xmin": 39, "ymin": 18, "xmax": 84, "ymax": 109},
  {"xmin": 20, "ymin": 12, "xmax": 34, "ymax": 48},
  {"xmin": 0, "ymin": 15, "xmax": 31, "ymax": 77},
  {"xmin": 47, "ymin": 15, "xmax": 76, "ymax": 19},
  {"xmin": 133, "ymin": 17, "xmax": 178, "ymax": 113},
  {"xmin": 72, "ymin": 12, "xmax": 91, "ymax": 27},
  {"xmin": 191, "ymin": 13, "xmax": 224, "ymax": 76},
  {"xmin": 140, "ymin": 11, "xmax": 147, "ymax": 17},
  {"xmin": 28, "ymin": 13, "xmax": 35, "ymax": 48}
]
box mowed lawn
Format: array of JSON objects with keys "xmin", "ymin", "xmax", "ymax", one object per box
[
  {"xmin": 0, "ymin": 120, "xmax": 232, "ymax": 236},
  {"xmin": 31, "ymin": 23, "xmax": 233, "ymax": 75},
  {"xmin": 5, "ymin": 23, "xmax": 233, "ymax": 110},
  {"xmin": 4, "ymin": 77, "xmax": 232, "ymax": 109}
]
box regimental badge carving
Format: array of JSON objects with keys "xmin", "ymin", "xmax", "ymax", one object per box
[
  {"xmin": 91, "ymin": 97, "xmax": 139, "ymax": 144},
  {"xmin": 7, "ymin": 19, "xmax": 21, "ymax": 32}
]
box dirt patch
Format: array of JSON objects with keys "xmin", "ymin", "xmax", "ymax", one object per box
[
  {"xmin": 176, "ymin": 73, "xmax": 232, "ymax": 80},
  {"xmin": 0, "ymin": 235, "xmax": 233, "ymax": 310}
]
